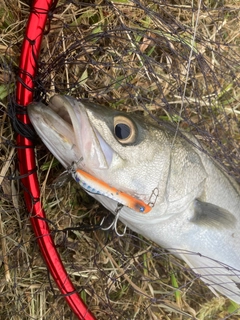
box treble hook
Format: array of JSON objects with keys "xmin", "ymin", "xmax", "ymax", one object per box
[{"xmin": 100, "ymin": 203, "xmax": 127, "ymax": 237}]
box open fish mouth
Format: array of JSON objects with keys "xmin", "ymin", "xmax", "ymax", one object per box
[{"xmin": 28, "ymin": 95, "xmax": 114, "ymax": 171}]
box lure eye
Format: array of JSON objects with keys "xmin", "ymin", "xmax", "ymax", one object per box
[{"xmin": 114, "ymin": 115, "xmax": 137, "ymax": 144}]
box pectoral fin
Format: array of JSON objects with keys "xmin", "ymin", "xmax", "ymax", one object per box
[{"xmin": 190, "ymin": 199, "xmax": 237, "ymax": 228}]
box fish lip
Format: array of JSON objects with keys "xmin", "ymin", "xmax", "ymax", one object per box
[
  {"xmin": 28, "ymin": 95, "xmax": 114, "ymax": 171},
  {"xmin": 28, "ymin": 99, "xmax": 80, "ymax": 168}
]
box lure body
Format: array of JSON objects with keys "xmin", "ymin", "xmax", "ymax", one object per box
[{"xmin": 71, "ymin": 168, "xmax": 152, "ymax": 213}]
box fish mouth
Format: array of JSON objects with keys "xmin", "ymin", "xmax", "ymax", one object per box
[{"xmin": 28, "ymin": 95, "xmax": 113, "ymax": 171}]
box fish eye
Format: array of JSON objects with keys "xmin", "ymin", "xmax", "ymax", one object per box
[{"xmin": 114, "ymin": 115, "xmax": 137, "ymax": 144}]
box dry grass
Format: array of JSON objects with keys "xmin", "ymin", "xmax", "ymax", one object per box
[{"xmin": 1, "ymin": 0, "xmax": 240, "ymax": 319}]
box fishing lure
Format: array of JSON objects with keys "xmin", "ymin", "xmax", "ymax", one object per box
[{"xmin": 70, "ymin": 167, "xmax": 152, "ymax": 214}]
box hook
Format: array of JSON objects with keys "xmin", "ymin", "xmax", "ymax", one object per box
[{"xmin": 100, "ymin": 203, "xmax": 127, "ymax": 237}]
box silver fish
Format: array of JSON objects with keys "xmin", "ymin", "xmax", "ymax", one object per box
[{"xmin": 28, "ymin": 95, "xmax": 240, "ymax": 303}]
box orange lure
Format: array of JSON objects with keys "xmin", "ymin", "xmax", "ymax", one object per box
[{"xmin": 73, "ymin": 169, "xmax": 152, "ymax": 214}]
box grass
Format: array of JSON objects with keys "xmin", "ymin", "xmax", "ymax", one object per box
[{"xmin": 1, "ymin": 0, "xmax": 240, "ymax": 319}]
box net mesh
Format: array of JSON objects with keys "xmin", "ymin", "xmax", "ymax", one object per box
[{"xmin": 1, "ymin": 0, "xmax": 240, "ymax": 319}]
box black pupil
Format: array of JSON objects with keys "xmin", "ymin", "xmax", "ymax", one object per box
[{"xmin": 115, "ymin": 123, "xmax": 130, "ymax": 139}]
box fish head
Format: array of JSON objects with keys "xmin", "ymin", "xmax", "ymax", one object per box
[{"xmin": 28, "ymin": 95, "xmax": 171, "ymax": 205}]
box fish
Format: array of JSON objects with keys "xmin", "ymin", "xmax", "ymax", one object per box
[{"xmin": 28, "ymin": 94, "xmax": 240, "ymax": 304}]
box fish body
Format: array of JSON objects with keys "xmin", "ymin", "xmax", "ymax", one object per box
[{"xmin": 28, "ymin": 95, "xmax": 240, "ymax": 303}]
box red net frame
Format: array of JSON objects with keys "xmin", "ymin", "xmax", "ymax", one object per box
[{"xmin": 15, "ymin": 1, "xmax": 96, "ymax": 318}]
